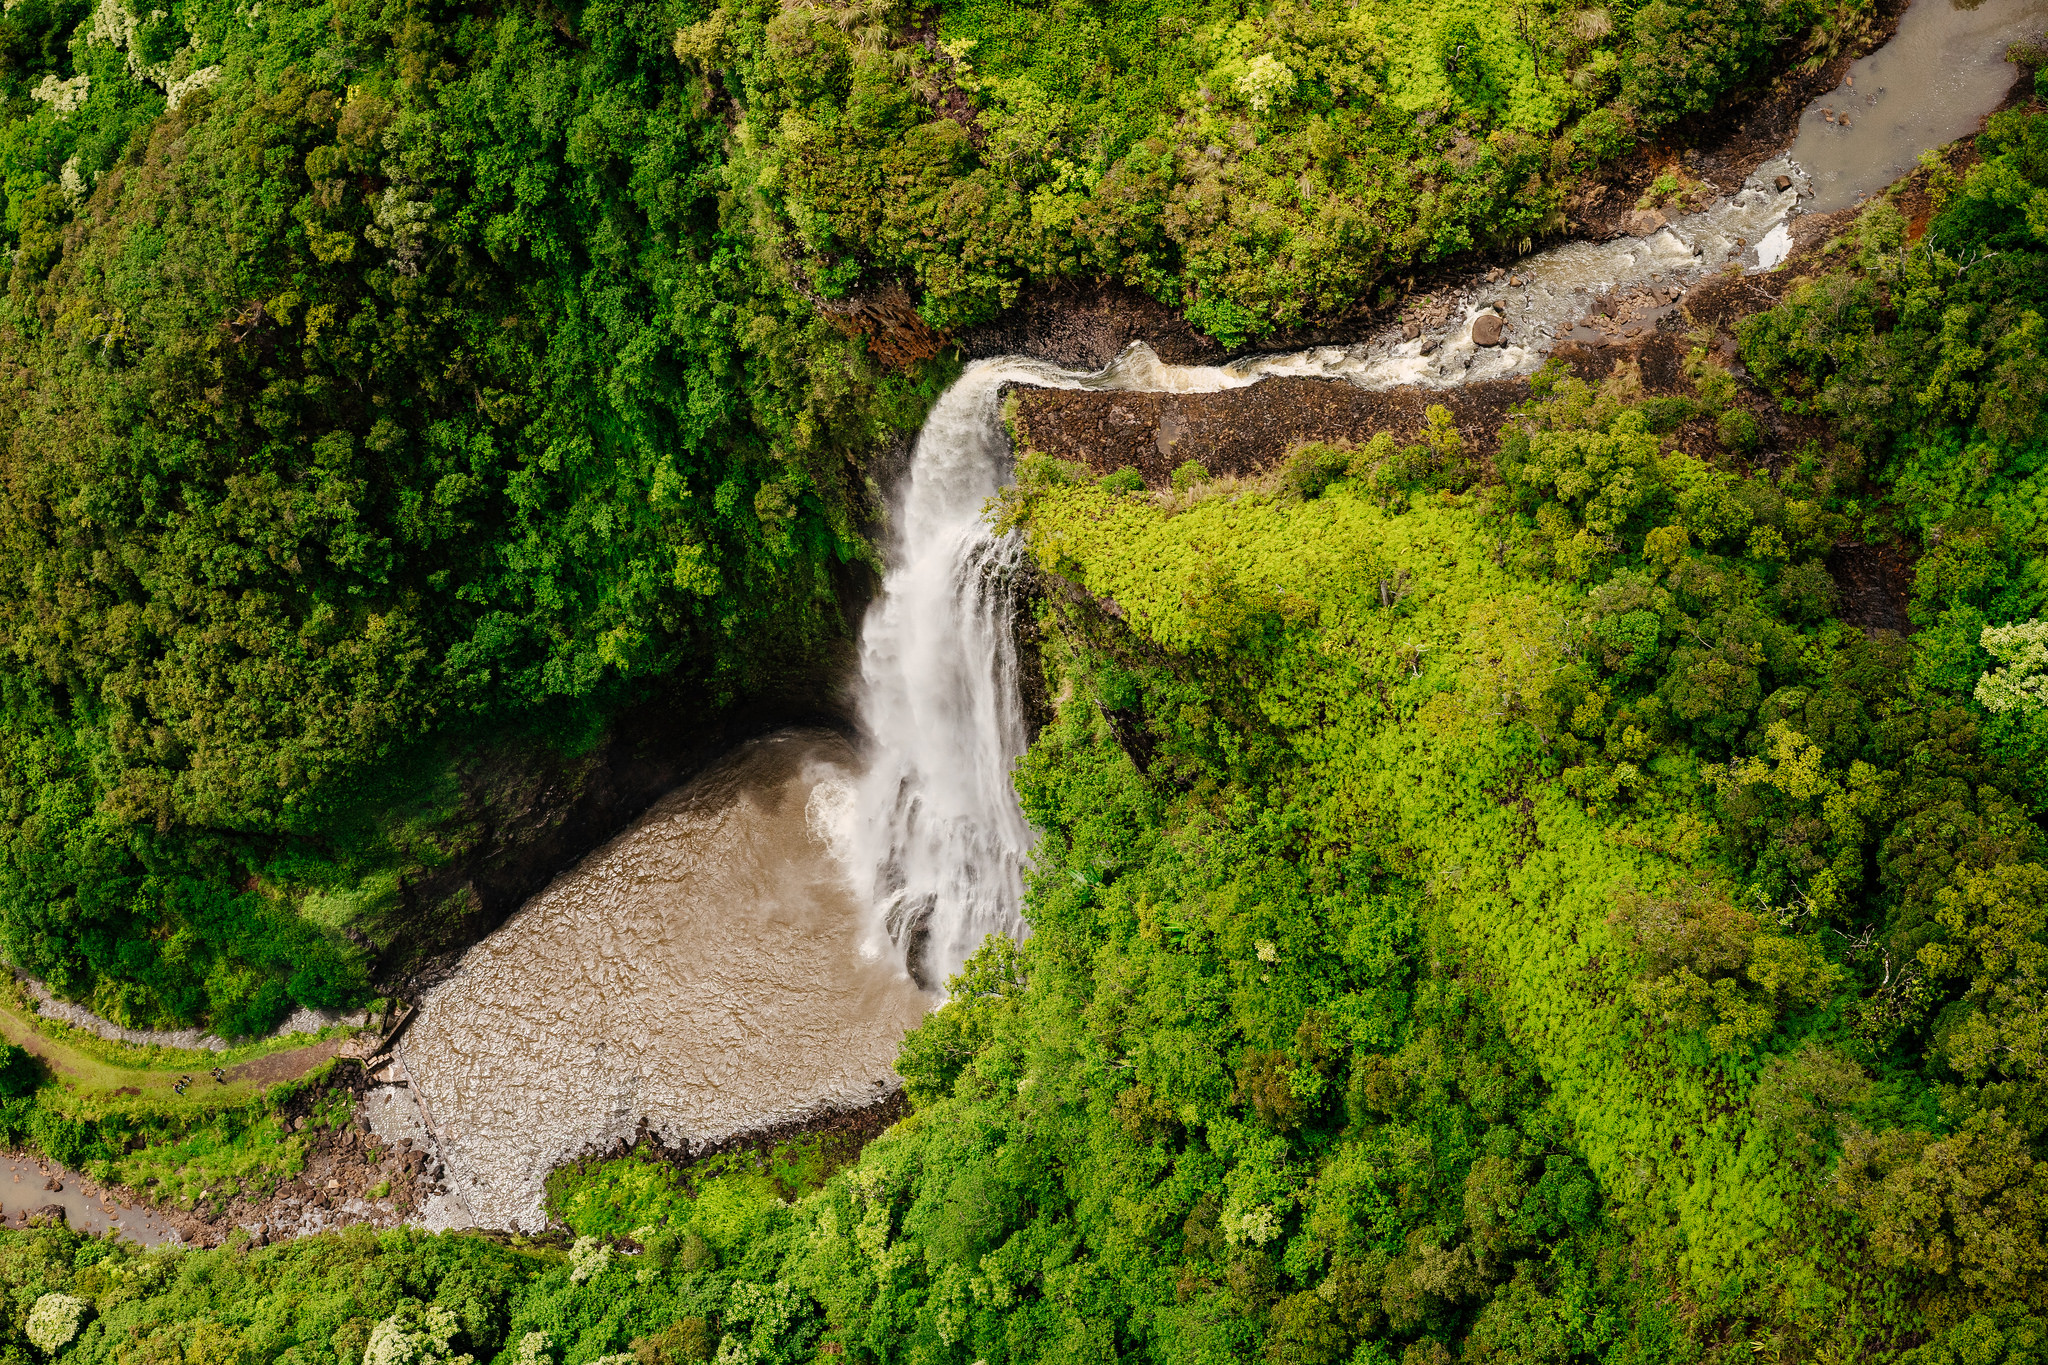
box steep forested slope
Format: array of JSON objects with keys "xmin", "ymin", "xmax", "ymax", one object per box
[
  {"xmin": 0, "ymin": 0, "xmax": 925, "ymax": 1032},
  {"xmin": 926, "ymin": 112, "xmax": 2048, "ymax": 1358}
]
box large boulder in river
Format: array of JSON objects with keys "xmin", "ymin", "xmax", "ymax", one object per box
[
  {"xmin": 1624, "ymin": 208, "xmax": 1667, "ymax": 236},
  {"xmin": 1472, "ymin": 313, "xmax": 1505, "ymax": 346}
]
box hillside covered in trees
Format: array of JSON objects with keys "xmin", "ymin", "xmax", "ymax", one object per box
[{"xmin": 0, "ymin": 0, "xmax": 2045, "ymax": 1361}]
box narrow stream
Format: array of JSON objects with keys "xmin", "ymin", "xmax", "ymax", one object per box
[
  {"xmin": 0, "ymin": 1154, "xmax": 180, "ymax": 1245},
  {"xmin": 383, "ymin": 0, "xmax": 2031, "ymax": 1234}
]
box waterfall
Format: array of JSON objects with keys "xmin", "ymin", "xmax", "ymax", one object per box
[
  {"xmin": 847, "ymin": 350, "xmax": 1271, "ymax": 986},
  {"xmin": 849, "ymin": 364, "xmax": 1040, "ymax": 989}
]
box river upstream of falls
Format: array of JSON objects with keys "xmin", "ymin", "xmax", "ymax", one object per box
[{"xmin": 384, "ymin": 0, "xmax": 2042, "ymax": 1233}]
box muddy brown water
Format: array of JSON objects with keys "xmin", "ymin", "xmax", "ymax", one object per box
[
  {"xmin": 397, "ymin": 731, "xmax": 931, "ymax": 1231},
  {"xmin": 1792, "ymin": 0, "xmax": 2048, "ymax": 213},
  {"xmin": 0, "ymin": 1154, "xmax": 181, "ymax": 1245}
]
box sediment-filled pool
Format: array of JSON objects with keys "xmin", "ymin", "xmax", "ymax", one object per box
[{"xmin": 396, "ymin": 730, "xmax": 930, "ymax": 1231}]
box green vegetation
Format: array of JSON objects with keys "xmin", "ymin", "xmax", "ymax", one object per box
[
  {"xmin": 0, "ymin": 975, "xmax": 363, "ymax": 1214},
  {"xmin": 0, "ymin": 1057, "xmax": 343, "ymax": 1215},
  {"xmin": 4, "ymin": 105, "xmax": 2041, "ymax": 1362},
  {"xmin": 899, "ymin": 115, "xmax": 2048, "ymax": 1358},
  {"xmin": 0, "ymin": 0, "xmax": 2041, "ymax": 1357},
  {"xmin": 717, "ymin": 0, "xmax": 1870, "ymax": 343},
  {"xmin": 0, "ymin": 0, "xmax": 936, "ymax": 1037},
  {"xmin": 0, "ymin": 1165, "xmax": 853, "ymax": 1361},
  {"xmin": 543, "ymin": 1132, "xmax": 873, "ymax": 1242},
  {"xmin": 0, "ymin": 975, "xmax": 364, "ymax": 1079}
]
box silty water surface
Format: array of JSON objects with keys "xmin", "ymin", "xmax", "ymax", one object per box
[
  {"xmin": 1792, "ymin": 0, "xmax": 2048, "ymax": 214},
  {"xmin": 0, "ymin": 1153, "xmax": 181, "ymax": 1245},
  {"xmin": 398, "ymin": 731, "xmax": 929, "ymax": 1231}
]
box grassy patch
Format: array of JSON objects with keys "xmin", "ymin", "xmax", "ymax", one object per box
[
  {"xmin": 98, "ymin": 1111, "xmax": 312, "ymax": 1213},
  {"xmin": 0, "ymin": 968, "xmax": 365, "ymax": 1207},
  {"xmin": 546, "ymin": 1132, "xmax": 868, "ymax": 1243},
  {"xmin": 0, "ymin": 984, "xmax": 361, "ymax": 1106},
  {"xmin": 3, "ymin": 988, "xmax": 368, "ymax": 1072}
]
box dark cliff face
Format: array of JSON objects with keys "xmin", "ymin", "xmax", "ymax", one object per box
[
  {"xmin": 1007, "ymin": 562, "xmax": 1056, "ymax": 746},
  {"xmin": 954, "ymin": 283, "xmax": 1226, "ymax": 370},
  {"xmin": 1011, "ymin": 377, "xmax": 1531, "ymax": 487},
  {"xmin": 372, "ymin": 620, "xmax": 869, "ymax": 996}
]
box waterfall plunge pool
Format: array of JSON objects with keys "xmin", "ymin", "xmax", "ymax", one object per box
[{"xmin": 392, "ymin": 731, "xmax": 928, "ymax": 1231}]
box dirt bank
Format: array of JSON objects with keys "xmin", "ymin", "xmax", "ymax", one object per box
[{"xmin": 1013, "ymin": 377, "xmax": 1531, "ymax": 483}]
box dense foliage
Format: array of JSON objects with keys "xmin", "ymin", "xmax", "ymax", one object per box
[
  {"xmin": 4, "ymin": 103, "xmax": 2042, "ymax": 1364},
  {"xmin": 707, "ymin": 0, "xmax": 1871, "ymax": 342},
  {"xmin": 901, "ymin": 114, "xmax": 2048, "ymax": 1358},
  {"xmin": 3, "ymin": 0, "xmax": 2044, "ymax": 1358},
  {"xmin": 0, "ymin": 0, "xmax": 935, "ymax": 1033}
]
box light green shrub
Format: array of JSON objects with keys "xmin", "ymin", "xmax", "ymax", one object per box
[{"xmin": 26, "ymin": 1293, "xmax": 90, "ymax": 1353}]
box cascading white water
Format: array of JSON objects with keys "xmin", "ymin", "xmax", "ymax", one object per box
[
  {"xmin": 849, "ymin": 349, "xmax": 1287, "ymax": 986},
  {"xmin": 848, "ymin": 363, "xmax": 1049, "ymax": 988},
  {"xmin": 851, "ymin": 335, "xmax": 1345, "ymax": 986}
]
